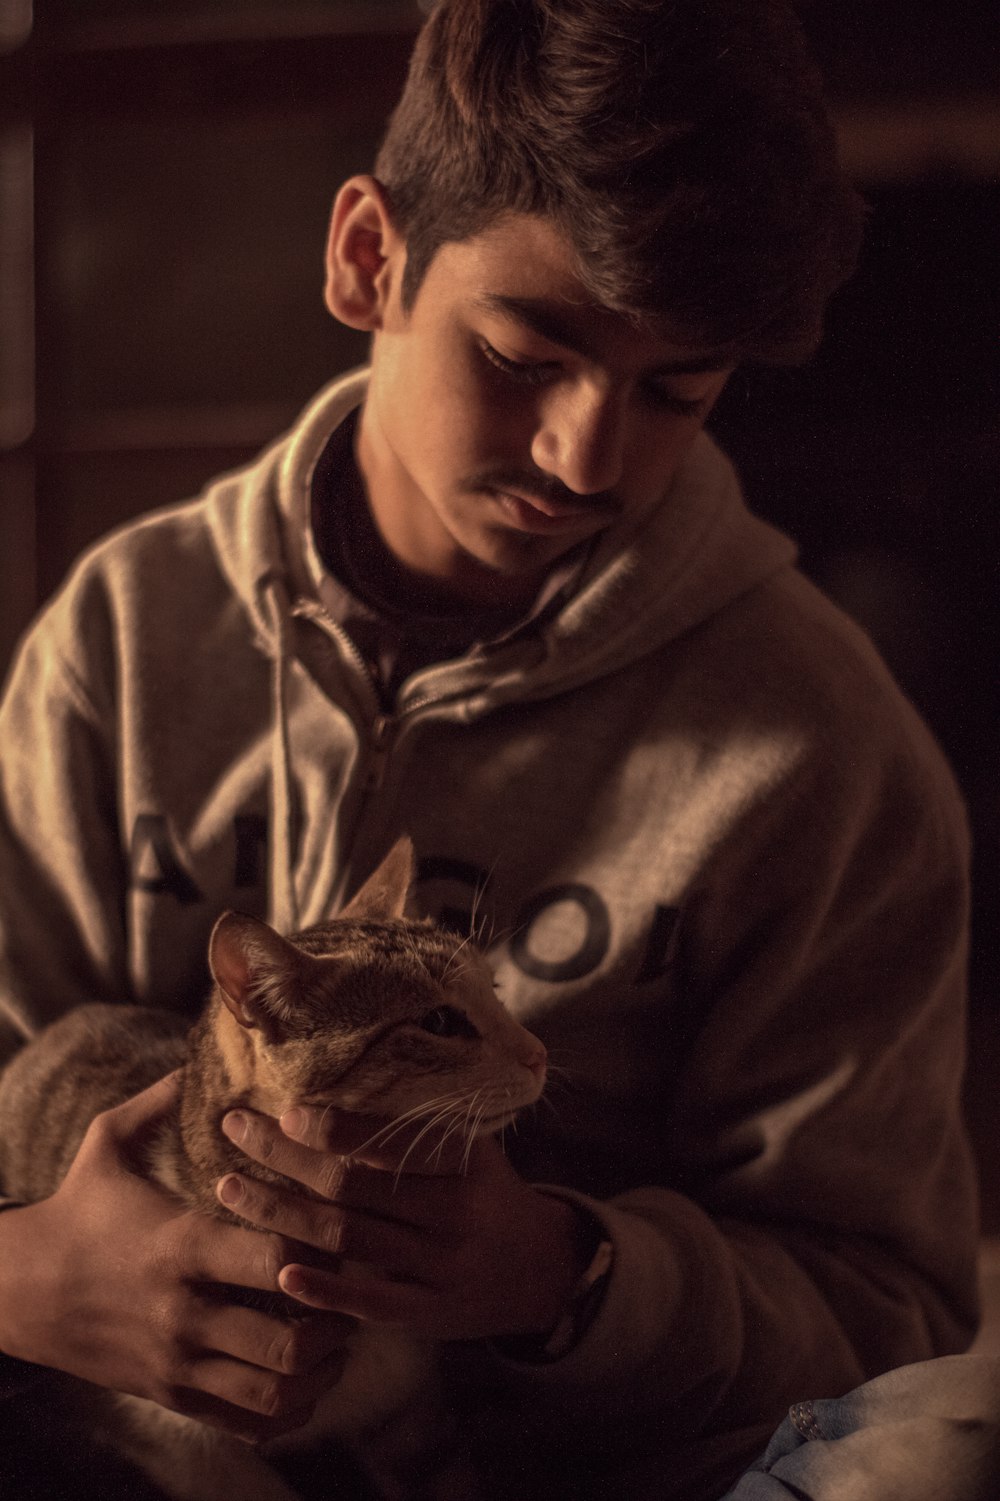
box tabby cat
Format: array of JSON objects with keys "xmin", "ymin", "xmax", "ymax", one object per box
[{"xmin": 0, "ymin": 837, "xmax": 547, "ymax": 1501}]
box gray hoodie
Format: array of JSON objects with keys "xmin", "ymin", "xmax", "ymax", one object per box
[{"xmin": 0, "ymin": 370, "xmax": 978, "ymax": 1499}]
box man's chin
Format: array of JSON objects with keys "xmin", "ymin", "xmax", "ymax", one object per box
[
  {"xmin": 435, "ymin": 526, "xmax": 569, "ymax": 608},
  {"xmin": 467, "ymin": 523, "xmax": 582, "ymax": 574}
]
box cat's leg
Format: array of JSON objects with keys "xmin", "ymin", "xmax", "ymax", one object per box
[
  {"xmin": 114, "ymin": 1396, "xmax": 307, "ymax": 1501},
  {"xmin": 0, "ymin": 1380, "xmax": 175, "ymax": 1501}
]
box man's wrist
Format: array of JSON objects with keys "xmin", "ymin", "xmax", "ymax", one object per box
[{"xmin": 493, "ymin": 1200, "xmax": 613, "ymax": 1363}]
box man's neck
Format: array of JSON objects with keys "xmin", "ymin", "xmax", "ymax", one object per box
[
  {"xmin": 309, "ymin": 412, "xmax": 544, "ymax": 623},
  {"xmin": 352, "ymin": 412, "xmax": 550, "ymax": 617}
]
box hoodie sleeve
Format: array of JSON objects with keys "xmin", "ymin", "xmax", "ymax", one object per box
[
  {"xmin": 0, "ymin": 575, "xmax": 132, "ymax": 1064},
  {"xmin": 462, "ymin": 671, "xmax": 978, "ymax": 1499},
  {"xmin": 0, "ymin": 582, "xmax": 135, "ymax": 1396}
]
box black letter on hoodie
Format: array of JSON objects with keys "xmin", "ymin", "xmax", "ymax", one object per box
[
  {"xmin": 635, "ymin": 904, "xmax": 681, "ymax": 983},
  {"xmin": 130, "ymin": 815, "xmax": 204, "ymax": 905},
  {"xmin": 413, "ymin": 855, "xmax": 491, "ymax": 936},
  {"xmin": 510, "ymin": 884, "xmax": 610, "ymax": 983}
]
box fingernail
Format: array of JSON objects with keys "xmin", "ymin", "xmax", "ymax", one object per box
[
  {"xmin": 280, "ymin": 1267, "xmax": 307, "ymax": 1296},
  {"xmin": 280, "ymin": 1107, "xmax": 308, "ymax": 1139},
  {"xmin": 222, "ymin": 1110, "xmax": 248, "ymax": 1141},
  {"xmin": 218, "ymin": 1174, "xmax": 244, "ymax": 1206}
]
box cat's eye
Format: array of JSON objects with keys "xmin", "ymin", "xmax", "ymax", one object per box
[{"xmin": 418, "ymin": 1006, "xmax": 480, "ymax": 1040}]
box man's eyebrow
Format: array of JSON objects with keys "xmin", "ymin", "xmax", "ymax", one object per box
[{"xmin": 471, "ymin": 293, "xmax": 729, "ymax": 376}]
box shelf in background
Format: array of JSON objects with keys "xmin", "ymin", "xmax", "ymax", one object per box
[
  {"xmin": 33, "ymin": 1, "xmax": 424, "ymax": 51},
  {"xmin": 834, "ymin": 95, "xmax": 1000, "ymax": 183}
]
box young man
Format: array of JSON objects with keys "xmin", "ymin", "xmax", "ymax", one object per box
[{"xmin": 0, "ymin": 2, "xmax": 980, "ymax": 1498}]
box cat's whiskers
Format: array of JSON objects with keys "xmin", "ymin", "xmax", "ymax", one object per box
[
  {"xmin": 467, "ymin": 866, "xmax": 496, "ymax": 950},
  {"xmin": 317, "ymin": 1099, "xmax": 342, "ymax": 1138},
  {"xmin": 387, "ymin": 1098, "xmax": 480, "ymax": 1176},
  {"xmin": 391, "ymin": 1092, "xmax": 486, "ymax": 1181},
  {"xmin": 401, "ymin": 922, "xmax": 429, "ymax": 970},
  {"xmin": 430, "ymin": 1107, "xmax": 474, "ymax": 1168},
  {"xmin": 389, "ymin": 1085, "xmax": 510, "ymax": 1177},
  {"xmin": 387, "ymin": 1090, "xmax": 468, "ymax": 1125},
  {"xmin": 342, "ymin": 1089, "xmax": 489, "ymax": 1184},
  {"xmin": 536, "ymin": 1063, "xmax": 574, "ymax": 1125},
  {"xmin": 481, "ymin": 910, "xmax": 534, "ymax": 979},
  {"xmin": 495, "ymin": 1103, "xmax": 512, "ymax": 1158},
  {"xmin": 461, "ymin": 1087, "xmax": 483, "ymax": 1137},
  {"xmin": 439, "ymin": 931, "xmax": 475, "ymax": 986},
  {"xmin": 460, "ymin": 1100, "xmax": 490, "ymax": 1172},
  {"xmin": 353, "ymin": 1091, "xmax": 472, "ymax": 1157}
]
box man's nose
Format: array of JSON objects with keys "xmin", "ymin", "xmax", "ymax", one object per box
[{"xmin": 530, "ymin": 383, "xmax": 627, "ymax": 497}]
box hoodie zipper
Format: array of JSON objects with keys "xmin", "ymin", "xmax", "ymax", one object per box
[
  {"xmin": 299, "ymin": 604, "xmax": 445, "ymax": 794},
  {"xmin": 364, "ymin": 685, "xmax": 450, "ymax": 791},
  {"xmin": 321, "ymin": 621, "xmax": 398, "ymax": 790},
  {"xmin": 367, "ymin": 712, "xmax": 395, "ymax": 791}
]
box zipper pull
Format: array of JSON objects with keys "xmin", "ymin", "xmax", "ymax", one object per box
[{"xmin": 366, "ymin": 713, "xmax": 395, "ymax": 791}]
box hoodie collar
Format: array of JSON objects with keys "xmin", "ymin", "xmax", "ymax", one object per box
[{"xmin": 204, "ymin": 367, "xmax": 797, "ymax": 704}]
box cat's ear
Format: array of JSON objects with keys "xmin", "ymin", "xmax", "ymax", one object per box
[
  {"xmin": 208, "ymin": 911, "xmax": 307, "ymax": 1034},
  {"xmin": 340, "ymin": 836, "xmax": 414, "ymax": 921}
]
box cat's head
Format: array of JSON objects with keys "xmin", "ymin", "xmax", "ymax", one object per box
[{"xmin": 208, "ymin": 838, "xmax": 545, "ymax": 1137}]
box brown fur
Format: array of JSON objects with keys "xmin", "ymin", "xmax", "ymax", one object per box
[{"xmin": 0, "ymin": 839, "xmax": 545, "ymax": 1501}]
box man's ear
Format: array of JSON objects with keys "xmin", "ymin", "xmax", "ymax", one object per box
[{"xmin": 324, "ymin": 175, "xmax": 405, "ymax": 332}]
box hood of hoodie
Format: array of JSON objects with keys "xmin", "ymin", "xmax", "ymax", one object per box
[{"xmin": 202, "ymin": 368, "xmax": 797, "ymax": 714}]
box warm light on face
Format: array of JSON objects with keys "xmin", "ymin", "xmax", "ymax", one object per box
[{"xmin": 354, "ymin": 214, "xmax": 733, "ymax": 608}]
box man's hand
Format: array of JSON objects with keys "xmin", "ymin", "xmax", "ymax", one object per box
[
  {"xmin": 214, "ymin": 1105, "xmax": 587, "ymax": 1343},
  {"xmin": 0, "ymin": 1075, "xmax": 351, "ymax": 1441}
]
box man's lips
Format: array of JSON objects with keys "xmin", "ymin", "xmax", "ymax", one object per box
[
  {"xmin": 499, "ymin": 487, "xmax": 592, "ymax": 518},
  {"xmin": 487, "ymin": 484, "xmax": 616, "ymax": 533}
]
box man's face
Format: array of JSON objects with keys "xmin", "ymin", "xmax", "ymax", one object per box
[{"xmin": 355, "ymin": 214, "xmax": 733, "ymax": 606}]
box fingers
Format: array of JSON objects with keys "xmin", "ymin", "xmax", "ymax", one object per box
[
  {"xmin": 213, "ymin": 1169, "xmax": 458, "ymax": 1282},
  {"xmin": 221, "ymin": 1108, "xmax": 392, "ymax": 1198},
  {"xmin": 277, "ymin": 1262, "xmax": 429, "ymax": 1328},
  {"xmin": 211, "ymin": 1108, "xmax": 530, "ymax": 1344},
  {"xmin": 278, "ymin": 1105, "xmax": 390, "ymax": 1154},
  {"xmin": 170, "ymin": 1211, "xmax": 294, "ymax": 1296},
  {"xmin": 156, "ymin": 1289, "xmax": 351, "ymax": 1441},
  {"xmin": 179, "ymin": 1353, "xmax": 327, "ymax": 1422},
  {"xmin": 168, "ymin": 1348, "xmax": 345, "ymax": 1444},
  {"xmin": 272, "ymin": 1260, "xmax": 499, "ymax": 1344},
  {"xmin": 190, "ymin": 1299, "xmax": 352, "ymax": 1376},
  {"xmin": 168, "ymin": 1386, "xmax": 315, "ymax": 1445},
  {"xmin": 20, "ymin": 1085, "xmax": 360, "ymax": 1445},
  {"xmin": 222, "ymin": 1111, "xmax": 337, "ymax": 1194}
]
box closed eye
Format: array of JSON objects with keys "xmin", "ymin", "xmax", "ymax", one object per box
[
  {"xmin": 644, "ymin": 383, "xmax": 708, "ymax": 418},
  {"xmin": 418, "ymin": 1005, "xmax": 481, "ymax": 1040},
  {"xmin": 482, "ymin": 338, "xmax": 709, "ymax": 416},
  {"xmin": 478, "ymin": 339, "xmax": 555, "ymax": 387}
]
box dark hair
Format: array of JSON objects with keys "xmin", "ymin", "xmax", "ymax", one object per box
[{"xmin": 374, "ymin": 0, "xmax": 864, "ymax": 363}]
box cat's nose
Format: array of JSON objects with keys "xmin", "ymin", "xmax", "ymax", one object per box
[{"xmin": 521, "ymin": 1037, "xmax": 547, "ymax": 1080}]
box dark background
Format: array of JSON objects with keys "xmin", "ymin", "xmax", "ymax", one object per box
[{"xmin": 1, "ymin": 1, "xmax": 997, "ymax": 1215}]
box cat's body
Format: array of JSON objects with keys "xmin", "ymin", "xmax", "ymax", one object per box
[{"xmin": 0, "ymin": 840, "xmax": 546, "ymax": 1501}]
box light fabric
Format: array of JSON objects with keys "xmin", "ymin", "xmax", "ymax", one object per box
[{"xmin": 719, "ymin": 1357, "xmax": 1000, "ymax": 1501}]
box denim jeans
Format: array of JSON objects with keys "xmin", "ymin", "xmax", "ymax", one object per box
[{"xmin": 718, "ymin": 1356, "xmax": 1000, "ymax": 1501}]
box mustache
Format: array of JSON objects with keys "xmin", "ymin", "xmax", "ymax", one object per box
[{"xmin": 471, "ymin": 468, "xmax": 620, "ymax": 513}]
